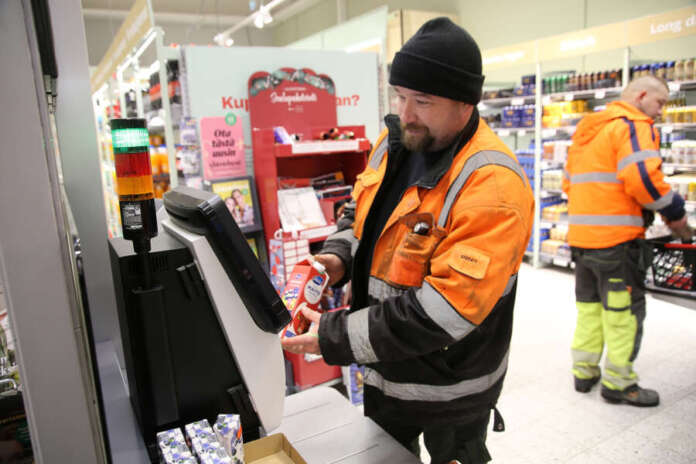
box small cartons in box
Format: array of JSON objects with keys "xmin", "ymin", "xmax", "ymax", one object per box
[
  {"xmin": 244, "ymin": 433, "xmax": 307, "ymax": 464},
  {"xmin": 162, "ymin": 449, "xmax": 196, "ymax": 464},
  {"xmin": 194, "ymin": 442, "xmax": 232, "ymax": 463},
  {"xmin": 157, "ymin": 428, "xmax": 186, "ymax": 449},
  {"xmin": 214, "ymin": 414, "xmax": 244, "ymax": 463},
  {"xmin": 185, "ymin": 419, "xmax": 215, "ymax": 440}
]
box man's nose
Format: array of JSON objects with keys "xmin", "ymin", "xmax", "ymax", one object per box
[{"xmin": 399, "ymin": 99, "xmax": 416, "ymax": 124}]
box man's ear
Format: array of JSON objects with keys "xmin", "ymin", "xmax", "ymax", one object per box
[{"xmin": 459, "ymin": 102, "xmax": 474, "ymax": 120}]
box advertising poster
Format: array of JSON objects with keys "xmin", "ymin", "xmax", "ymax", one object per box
[
  {"xmin": 210, "ymin": 177, "xmax": 257, "ymax": 229},
  {"xmin": 200, "ymin": 115, "xmax": 246, "ymax": 180},
  {"xmin": 248, "ymin": 67, "xmax": 337, "ymax": 141},
  {"xmin": 182, "ymin": 46, "xmax": 380, "ymax": 144}
]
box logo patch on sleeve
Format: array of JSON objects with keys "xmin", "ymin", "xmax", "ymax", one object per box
[{"xmin": 449, "ymin": 244, "xmax": 491, "ymax": 280}]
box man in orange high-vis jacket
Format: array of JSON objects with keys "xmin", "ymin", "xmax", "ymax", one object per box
[
  {"xmin": 282, "ymin": 18, "xmax": 534, "ymax": 464},
  {"xmin": 563, "ymin": 75, "xmax": 691, "ymax": 407}
]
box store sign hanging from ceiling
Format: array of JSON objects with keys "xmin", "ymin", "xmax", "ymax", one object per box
[
  {"xmin": 481, "ymin": 5, "xmax": 696, "ymax": 71},
  {"xmin": 627, "ymin": 5, "xmax": 696, "ymax": 46},
  {"xmin": 90, "ymin": 0, "xmax": 154, "ymax": 94},
  {"xmin": 247, "ymin": 68, "xmax": 337, "ymax": 142},
  {"xmin": 537, "ymin": 22, "xmax": 626, "ymax": 62},
  {"xmin": 482, "ymin": 41, "xmax": 538, "ymax": 72}
]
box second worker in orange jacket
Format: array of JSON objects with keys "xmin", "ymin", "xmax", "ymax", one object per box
[{"xmin": 563, "ymin": 75, "xmax": 691, "ymax": 407}]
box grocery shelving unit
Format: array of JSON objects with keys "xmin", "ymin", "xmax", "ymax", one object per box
[
  {"xmin": 478, "ymin": 4, "xmax": 696, "ymax": 268},
  {"xmin": 90, "ymin": 0, "xmax": 180, "ymax": 238}
]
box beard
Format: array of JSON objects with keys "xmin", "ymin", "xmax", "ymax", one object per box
[{"xmin": 401, "ymin": 123, "xmax": 434, "ymax": 152}]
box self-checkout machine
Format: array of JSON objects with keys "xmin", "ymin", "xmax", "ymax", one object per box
[{"xmin": 106, "ymin": 119, "xmax": 417, "ymax": 462}]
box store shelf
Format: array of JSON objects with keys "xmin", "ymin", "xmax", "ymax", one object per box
[
  {"xmin": 480, "ymin": 95, "xmax": 535, "ymax": 108},
  {"xmin": 275, "ymin": 139, "xmax": 372, "ymax": 157},
  {"xmin": 540, "ymin": 160, "xmax": 564, "ymax": 170},
  {"xmin": 541, "ymin": 189, "xmax": 565, "ymax": 197},
  {"xmin": 655, "ymin": 123, "xmax": 696, "ymax": 132},
  {"xmin": 542, "ymin": 86, "xmax": 623, "ymax": 103},
  {"xmin": 493, "ymin": 127, "xmax": 535, "ymax": 137},
  {"xmin": 541, "ymin": 126, "xmax": 577, "ymax": 137},
  {"xmin": 667, "ymin": 79, "xmax": 696, "ymax": 93},
  {"xmin": 540, "ymin": 252, "xmax": 574, "ymax": 268},
  {"xmin": 662, "ymin": 163, "xmax": 696, "ymax": 174},
  {"xmin": 540, "ymin": 219, "xmax": 568, "ymax": 228}
]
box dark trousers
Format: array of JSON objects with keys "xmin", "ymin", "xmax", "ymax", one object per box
[
  {"xmin": 571, "ymin": 240, "xmax": 648, "ymax": 390},
  {"xmin": 371, "ymin": 411, "xmax": 491, "ymax": 464}
]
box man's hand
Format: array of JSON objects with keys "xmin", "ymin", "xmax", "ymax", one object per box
[
  {"xmin": 281, "ymin": 306, "xmax": 322, "ymax": 355},
  {"xmin": 313, "ymin": 254, "xmax": 345, "ymax": 286},
  {"xmin": 665, "ymin": 215, "xmax": 693, "ymax": 242}
]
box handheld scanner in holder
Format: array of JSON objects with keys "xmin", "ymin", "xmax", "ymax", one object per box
[{"xmin": 163, "ymin": 186, "xmax": 290, "ymax": 333}]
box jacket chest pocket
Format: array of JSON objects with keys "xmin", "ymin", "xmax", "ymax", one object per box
[{"xmin": 381, "ymin": 212, "xmax": 446, "ymax": 288}]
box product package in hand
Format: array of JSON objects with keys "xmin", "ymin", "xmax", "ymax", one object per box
[
  {"xmin": 280, "ymin": 258, "xmax": 329, "ymax": 338},
  {"xmin": 213, "ymin": 414, "xmax": 244, "ymax": 464}
]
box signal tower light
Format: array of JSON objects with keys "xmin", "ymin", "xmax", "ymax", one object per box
[{"xmin": 111, "ymin": 118, "xmax": 158, "ymax": 258}]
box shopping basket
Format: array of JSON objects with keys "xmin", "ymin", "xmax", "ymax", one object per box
[{"xmin": 646, "ymin": 236, "xmax": 696, "ymax": 298}]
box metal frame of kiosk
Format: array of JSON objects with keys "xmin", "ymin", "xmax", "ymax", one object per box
[{"xmin": 108, "ymin": 187, "xmax": 419, "ymax": 463}]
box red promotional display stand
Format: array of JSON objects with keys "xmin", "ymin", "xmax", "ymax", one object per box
[
  {"xmin": 253, "ymin": 127, "xmax": 371, "ymax": 247},
  {"xmin": 249, "ymin": 67, "xmax": 370, "ymax": 390}
]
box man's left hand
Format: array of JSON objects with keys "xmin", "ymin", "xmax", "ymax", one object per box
[{"xmin": 281, "ymin": 306, "xmax": 323, "ymax": 355}]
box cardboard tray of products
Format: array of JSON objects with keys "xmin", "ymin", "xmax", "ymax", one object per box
[{"xmin": 244, "ymin": 433, "xmax": 307, "ymax": 464}]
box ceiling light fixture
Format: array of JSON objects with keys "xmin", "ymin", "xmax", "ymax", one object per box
[{"xmin": 253, "ymin": 11, "xmax": 265, "ymax": 28}]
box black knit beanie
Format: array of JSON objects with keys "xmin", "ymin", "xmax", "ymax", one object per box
[{"xmin": 389, "ymin": 17, "xmax": 485, "ymax": 105}]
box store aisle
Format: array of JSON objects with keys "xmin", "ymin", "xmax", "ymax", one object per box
[{"xmin": 419, "ymin": 262, "xmax": 696, "ymax": 464}]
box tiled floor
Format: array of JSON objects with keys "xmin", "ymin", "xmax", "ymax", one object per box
[{"xmin": 419, "ymin": 262, "xmax": 696, "ymax": 463}]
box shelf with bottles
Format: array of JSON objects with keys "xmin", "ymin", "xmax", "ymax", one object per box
[
  {"xmin": 664, "ymin": 172, "xmax": 696, "ymax": 203},
  {"xmin": 538, "ymin": 218, "xmax": 572, "ymax": 268},
  {"xmin": 661, "ymin": 136, "xmax": 696, "ymax": 172},
  {"xmin": 480, "ymin": 94, "xmax": 536, "ymax": 108}
]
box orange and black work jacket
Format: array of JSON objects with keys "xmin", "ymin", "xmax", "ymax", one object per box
[
  {"xmin": 563, "ymin": 101, "xmax": 685, "ymax": 249},
  {"xmin": 318, "ymin": 114, "xmax": 534, "ymax": 426}
]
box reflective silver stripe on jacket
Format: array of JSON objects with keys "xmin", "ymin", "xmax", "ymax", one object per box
[
  {"xmin": 368, "ymin": 136, "xmax": 389, "ymax": 170},
  {"xmin": 415, "ymin": 275, "xmax": 517, "ymax": 341},
  {"xmin": 643, "ymin": 190, "xmax": 674, "ymax": 211},
  {"xmin": 364, "ymin": 349, "xmax": 509, "ymax": 402},
  {"xmin": 570, "ymin": 172, "xmax": 620, "ymax": 184},
  {"xmin": 368, "ymin": 276, "xmax": 408, "ymax": 301},
  {"xmin": 438, "ymin": 150, "xmax": 527, "ymax": 228},
  {"xmin": 568, "ymin": 215, "xmax": 644, "ymax": 227},
  {"xmin": 329, "ymin": 228, "xmax": 360, "ymax": 256},
  {"xmin": 617, "ymin": 150, "xmax": 661, "ymax": 172},
  {"xmin": 346, "ymin": 309, "xmax": 378, "ymax": 364},
  {"xmin": 415, "ymin": 281, "xmax": 476, "ymax": 340}
]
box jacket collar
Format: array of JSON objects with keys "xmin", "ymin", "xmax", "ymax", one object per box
[{"xmin": 383, "ymin": 108, "xmax": 480, "ymax": 189}]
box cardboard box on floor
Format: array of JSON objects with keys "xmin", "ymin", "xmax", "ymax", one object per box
[{"xmin": 244, "ymin": 433, "xmax": 307, "ymax": 464}]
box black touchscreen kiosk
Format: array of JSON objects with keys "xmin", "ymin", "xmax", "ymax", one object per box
[{"xmin": 163, "ymin": 186, "xmax": 289, "ymax": 333}]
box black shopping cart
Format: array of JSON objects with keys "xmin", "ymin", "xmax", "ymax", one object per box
[{"xmin": 646, "ymin": 236, "xmax": 696, "ymax": 298}]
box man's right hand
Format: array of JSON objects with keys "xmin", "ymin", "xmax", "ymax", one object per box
[
  {"xmin": 313, "ymin": 254, "xmax": 346, "ymax": 286},
  {"xmin": 666, "ymin": 215, "xmax": 693, "ymax": 243}
]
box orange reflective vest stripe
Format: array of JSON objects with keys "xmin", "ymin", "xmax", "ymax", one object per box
[
  {"xmin": 352, "ymin": 119, "xmax": 534, "ymax": 327},
  {"xmin": 563, "ymin": 101, "xmax": 670, "ymax": 249}
]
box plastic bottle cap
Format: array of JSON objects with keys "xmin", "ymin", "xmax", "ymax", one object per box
[{"xmin": 312, "ymin": 261, "xmax": 327, "ymax": 274}]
